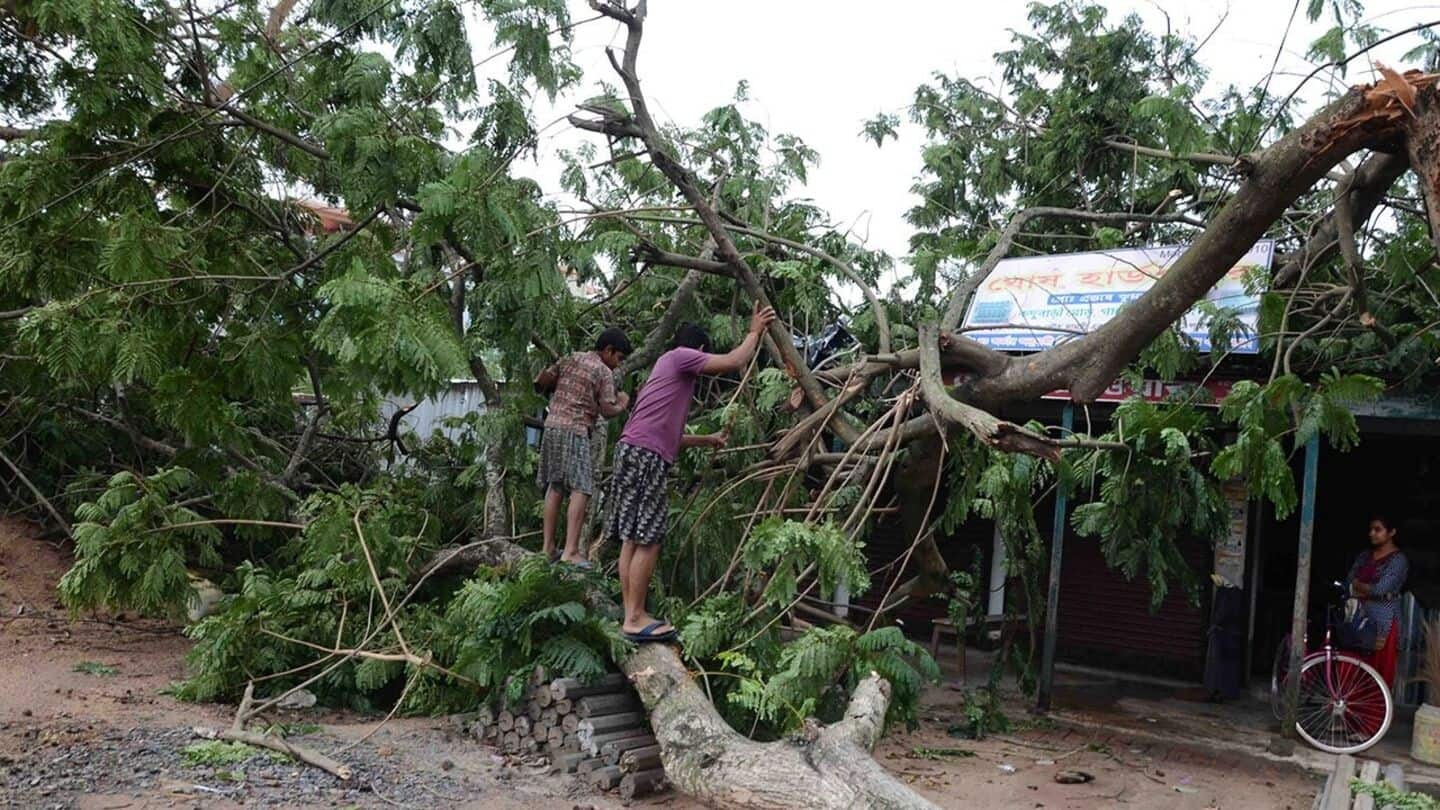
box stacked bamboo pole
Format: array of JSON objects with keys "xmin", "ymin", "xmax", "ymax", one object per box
[{"xmin": 467, "ymin": 669, "xmax": 669, "ymax": 799}]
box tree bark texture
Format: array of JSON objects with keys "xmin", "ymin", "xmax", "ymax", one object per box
[{"xmin": 622, "ymin": 643, "xmax": 939, "ymax": 810}]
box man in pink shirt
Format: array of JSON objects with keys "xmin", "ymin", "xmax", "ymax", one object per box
[{"xmin": 604, "ymin": 303, "xmax": 776, "ymax": 642}]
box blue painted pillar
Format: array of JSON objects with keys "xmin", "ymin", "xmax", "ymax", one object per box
[
  {"xmin": 1281, "ymin": 433, "xmax": 1321, "ymax": 737},
  {"xmin": 1036, "ymin": 403, "xmax": 1074, "ymax": 712}
]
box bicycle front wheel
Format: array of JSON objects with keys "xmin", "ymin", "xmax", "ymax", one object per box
[{"xmin": 1293, "ymin": 652, "xmax": 1393, "ymax": 754}]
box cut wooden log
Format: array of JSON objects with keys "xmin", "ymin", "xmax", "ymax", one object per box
[
  {"xmin": 578, "ymin": 712, "xmax": 646, "ymax": 735},
  {"xmin": 551, "ymin": 673, "xmax": 627, "ymax": 701},
  {"xmin": 514, "ymin": 716, "xmax": 532, "ymax": 737},
  {"xmin": 621, "ymin": 745, "xmax": 662, "ymax": 773},
  {"xmin": 584, "ymin": 729, "xmax": 648, "ymax": 757},
  {"xmin": 553, "ymin": 698, "xmax": 573, "ymax": 715},
  {"xmin": 577, "ymin": 756, "xmax": 607, "ymax": 775},
  {"xmin": 551, "ymin": 751, "xmax": 586, "ymax": 774},
  {"xmin": 501, "ymin": 731, "xmax": 519, "ymax": 752},
  {"xmin": 589, "ymin": 764, "xmax": 624, "ymax": 790},
  {"xmin": 578, "ymin": 693, "xmax": 642, "ymax": 718},
  {"xmin": 620, "ymin": 768, "xmax": 667, "ymax": 799},
  {"xmin": 519, "ymin": 735, "xmax": 540, "ymax": 753},
  {"xmin": 526, "ymin": 701, "xmax": 543, "ymax": 722},
  {"xmin": 563, "ymin": 732, "xmax": 578, "ymax": 750},
  {"xmin": 1318, "ymin": 754, "xmax": 1356, "ymax": 810},
  {"xmin": 496, "ymin": 710, "xmax": 515, "ymax": 732},
  {"xmin": 607, "ymin": 739, "xmax": 658, "ymax": 766},
  {"xmin": 562, "ymin": 713, "xmax": 580, "ymax": 734},
  {"xmin": 598, "ymin": 733, "xmax": 656, "ymax": 761},
  {"xmin": 476, "ymin": 706, "xmax": 495, "ymax": 727},
  {"xmin": 541, "ymin": 707, "xmax": 559, "ymax": 727},
  {"xmin": 547, "ymin": 726, "xmax": 566, "ymax": 749}
]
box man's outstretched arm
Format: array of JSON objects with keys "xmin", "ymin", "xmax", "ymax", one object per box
[{"xmin": 701, "ymin": 303, "xmax": 776, "ymax": 376}]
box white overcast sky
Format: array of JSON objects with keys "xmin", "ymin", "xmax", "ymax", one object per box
[{"xmin": 469, "ymin": 1, "xmax": 1440, "ymax": 290}]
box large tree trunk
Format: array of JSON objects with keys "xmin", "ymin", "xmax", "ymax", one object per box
[
  {"xmin": 623, "ymin": 643, "xmax": 938, "ymax": 810},
  {"xmin": 454, "ymin": 539, "xmax": 937, "ymax": 809}
]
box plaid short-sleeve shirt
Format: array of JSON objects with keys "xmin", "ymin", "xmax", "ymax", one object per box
[{"xmin": 543, "ymin": 351, "xmax": 618, "ymax": 434}]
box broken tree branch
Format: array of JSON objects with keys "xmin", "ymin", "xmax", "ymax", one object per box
[
  {"xmin": 1272, "ymin": 149, "xmax": 1409, "ymax": 287},
  {"xmin": 917, "ymin": 325, "xmax": 1126, "ymax": 460}
]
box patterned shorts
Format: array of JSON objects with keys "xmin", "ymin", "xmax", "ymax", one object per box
[
  {"xmin": 536, "ymin": 428, "xmax": 593, "ymax": 496},
  {"xmin": 603, "ymin": 442, "xmax": 672, "ymax": 546}
]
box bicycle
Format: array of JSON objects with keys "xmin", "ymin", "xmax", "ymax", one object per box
[{"xmin": 1269, "ymin": 581, "xmax": 1393, "ymax": 754}]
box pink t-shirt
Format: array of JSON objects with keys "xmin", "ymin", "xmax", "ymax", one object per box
[{"xmin": 619, "ymin": 347, "xmax": 709, "ymax": 463}]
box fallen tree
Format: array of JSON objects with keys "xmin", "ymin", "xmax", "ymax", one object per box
[{"xmin": 7, "ymin": 0, "xmax": 1440, "ymax": 806}]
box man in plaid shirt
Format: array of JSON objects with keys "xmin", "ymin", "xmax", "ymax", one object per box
[{"xmin": 533, "ymin": 327, "xmax": 632, "ymax": 566}]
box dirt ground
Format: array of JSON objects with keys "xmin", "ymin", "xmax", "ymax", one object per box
[{"xmin": 0, "ymin": 517, "xmax": 1320, "ymax": 808}]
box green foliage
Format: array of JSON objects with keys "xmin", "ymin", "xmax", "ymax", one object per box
[
  {"xmin": 1071, "ymin": 398, "xmax": 1223, "ymax": 608},
  {"xmin": 59, "ymin": 468, "xmax": 222, "ymax": 619},
  {"xmin": 743, "ymin": 519, "xmax": 870, "ymax": 612},
  {"xmin": 1349, "ymin": 781, "xmax": 1439, "ymax": 810},
  {"xmin": 182, "ymin": 740, "xmax": 288, "ymax": 767},
  {"xmin": 443, "ymin": 556, "xmax": 629, "ymax": 706},
  {"xmin": 948, "ymin": 687, "xmax": 1011, "ymax": 740},
  {"xmin": 73, "ymin": 661, "xmax": 118, "ymax": 677},
  {"xmin": 1211, "ymin": 373, "xmax": 1382, "ymax": 518},
  {"xmin": 714, "ymin": 626, "xmax": 939, "ymax": 734}
]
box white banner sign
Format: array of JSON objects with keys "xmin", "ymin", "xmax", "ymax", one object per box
[{"xmin": 961, "ymin": 240, "xmax": 1272, "ymax": 354}]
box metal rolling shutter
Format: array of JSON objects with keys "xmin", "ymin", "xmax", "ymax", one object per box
[{"xmin": 1055, "ymin": 530, "xmax": 1212, "ymax": 681}]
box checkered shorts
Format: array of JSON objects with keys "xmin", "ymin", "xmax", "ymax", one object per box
[
  {"xmin": 603, "ymin": 442, "xmax": 672, "ymax": 546},
  {"xmin": 536, "ymin": 428, "xmax": 593, "ymax": 496}
]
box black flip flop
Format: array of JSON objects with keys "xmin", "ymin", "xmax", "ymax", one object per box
[{"xmin": 623, "ymin": 621, "xmax": 677, "ymax": 643}]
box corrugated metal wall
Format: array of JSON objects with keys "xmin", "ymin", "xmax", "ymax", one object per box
[{"xmin": 380, "ymin": 382, "xmax": 487, "ymax": 444}]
